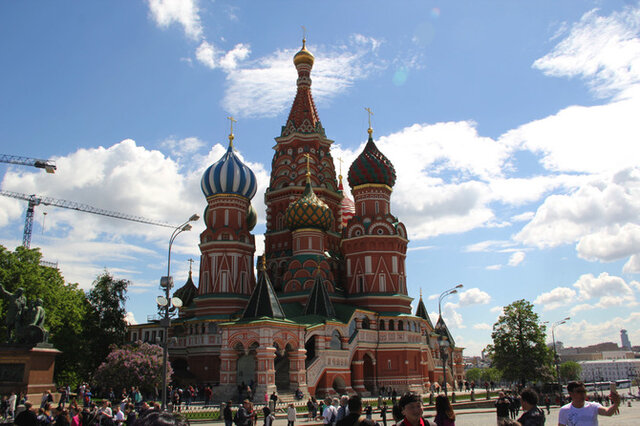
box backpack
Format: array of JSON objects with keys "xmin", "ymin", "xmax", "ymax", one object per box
[{"xmin": 329, "ymin": 408, "xmax": 336, "ymax": 424}]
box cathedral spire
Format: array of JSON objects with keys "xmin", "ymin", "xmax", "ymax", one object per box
[
  {"xmin": 283, "ymin": 37, "xmax": 323, "ymax": 136},
  {"xmin": 303, "ymin": 267, "xmax": 336, "ymax": 318}
]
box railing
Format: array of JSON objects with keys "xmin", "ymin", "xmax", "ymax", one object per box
[{"xmin": 171, "ymin": 334, "xmax": 221, "ymax": 348}]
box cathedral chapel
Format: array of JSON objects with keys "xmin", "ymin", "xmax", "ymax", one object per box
[{"xmin": 131, "ymin": 39, "xmax": 464, "ymax": 398}]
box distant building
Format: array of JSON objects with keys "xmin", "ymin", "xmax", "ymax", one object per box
[
  {"xmin": 621, "ymin": 329, "xmax": 631, "ymax": 349},
  {"xmin": 579, "ymin": 359, "xmax": 640, "ymax": 382}
]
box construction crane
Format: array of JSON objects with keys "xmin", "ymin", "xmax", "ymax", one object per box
[
  {"xmin": 1, "ymin": 154, "xmax": 57, "ymax": 173},
  {"xmin": 0, "ymin": 190, "xmax": 176, "ymax": 248}
]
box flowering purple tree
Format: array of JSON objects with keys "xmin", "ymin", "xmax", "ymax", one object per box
[{"xmin": 95, "ymin": 341, "xmax": 172, "ymax": 396}]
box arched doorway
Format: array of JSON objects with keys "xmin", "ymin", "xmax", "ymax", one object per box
[
  {"xmin": 236, "ymin": 342, "xmax": 257, "ymax": 387},
  {"xmin": 274, "ymin": 342, "xmax": 291, "ymax": 390},
  {"xmin": 363, "ymin": 353, "xmax": 375, "ymax": 392},
  {"xmin": 305, "ymin": 336, "xmax": 317, "ymax": 368}
]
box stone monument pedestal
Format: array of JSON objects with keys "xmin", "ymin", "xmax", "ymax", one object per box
[{"xmin": 0, "ymin": 345, "xmax": 61, "ymax": 401}]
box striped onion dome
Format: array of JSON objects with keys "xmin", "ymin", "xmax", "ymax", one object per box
[
  {"xmin": 348, "ymin": 130, "xmax": 396, "ymax": 188},
  {"xmin": 201, "ymin": 141, "xmax": 257, "ymax": 200},
  {"xmin": 285, "ymin": 179, "xmax": 333, "ymax": 231}
]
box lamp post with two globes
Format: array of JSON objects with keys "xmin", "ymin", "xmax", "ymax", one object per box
[
  {"xmin": 437, "ymin": 284, "xmax": 463, "ymax": 396},
  {"xmin": 159, "ymin": 214, "xmax": 199, "ymax": 411}
]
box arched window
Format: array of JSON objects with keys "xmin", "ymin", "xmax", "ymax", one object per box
[
  {"xmin": 362, "ymin": 317, "xmax": 370, "ymax": 329},
  {"xmin": 388, "ymin": 320, "xmax": 395, "ymax": 331},
  {"xmin": 330, "ymin": 330, "xmax": 342, "ymax": 350},
  {"xmin": 398, "ymin": 321, "xmax": 404, "ymax": 331},
  {"xmin": 379, "ymin": 320, "xmax": 385, "ymax": 330}
]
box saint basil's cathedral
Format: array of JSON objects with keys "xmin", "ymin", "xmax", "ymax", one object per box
[{"xmin": 131, "ymin": 40, "xmax": 464, "ymax": 398}]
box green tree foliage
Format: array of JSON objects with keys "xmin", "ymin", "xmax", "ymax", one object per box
[
  {"xmin": 465, "ymin": 367, "xmax": 502, "ymax": 384},
  {"xmin": 486, "ymin": 299, "xmax": 553, "ymax": 386},
  {"xmin": 0, "ymin": 246, "xmax": 88, "ymax": 385},
  {"xmin": 94, "ymin": 341, "xmax": 170, "ymax": 396},
  {"xmin": 559, "ymin": 361, "xmax": 582, "ymax": 383},
  {"xmin": 84, "ymin": 272, "xmax": 130, "ymax": 371}
]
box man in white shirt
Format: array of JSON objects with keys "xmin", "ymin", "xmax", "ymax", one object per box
[
  {"xmin": 558, "ymin": 381, "xmax": 620, "ymax": 426},
  {"xmin": 323, "ymin": 397, "xmax": 338, "ymax": 426}
]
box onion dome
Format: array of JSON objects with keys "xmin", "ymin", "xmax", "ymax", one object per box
[
  {"xmin": 348, "ymin": 128, "xmax": 396, "ymax": 188},
  {"xmin": 173, "ymin": 269, "xmax": 197, "ymax": 308},
  {"xmin": 201, "ymin": 133, "xmax": 257, "ymax": 200},
  {"xmin": 246, "ymin": 204, "xmax": 257, "ymax": 231},
  {"xmin": 285, "ymin": 176, "xmax": 333, "ymax": 231},
  {"xmin": 293, "ymin": 38, "xmax": 315, "ymax": 67}
]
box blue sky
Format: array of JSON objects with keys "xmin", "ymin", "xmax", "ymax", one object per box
[{"xmin": 2, "ymin": 1, "xmax": 640, "ymax": 356}]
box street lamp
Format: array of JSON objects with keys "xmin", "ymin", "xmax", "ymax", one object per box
[
  {"xmin": 551, "ymin": 317, "xmax": 570, "ymax": 385},
  {"xmin": 160, "ymin": 214, "xmax": 199, "ymax": 411},
  {"xmin": 436, "ymin": 284, "xmax": 463, "ymax": 396}
]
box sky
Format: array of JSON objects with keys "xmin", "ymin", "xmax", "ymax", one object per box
[{"xmin": 1, "ymin": 0, "xmax": 640, "ymax": 357}]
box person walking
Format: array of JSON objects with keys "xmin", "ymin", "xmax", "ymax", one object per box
[
  {"xmin": 323, "ymin": 398, "xmax": 338, "ymax": 426},
  {"xmin": 288, "ymin": 403, "xmax": 297, "ymax": 426},
  {"xmin": 517, "ymin": 388, "xmax": 545, "ymax": 426},
  {"xmin": 433, "ymin": 395, "xmax": 455, "ymax": 426},
  {"xmin": 336, "ymin": 395, "xmax": 376, "ymax": 426},
  {"xmin": 223, "ymin": 401, "xmax": 233, "ymax": 426},
  {"xmin": 558, "ymin": 381, "xmax": 620, "ymax": 426}
]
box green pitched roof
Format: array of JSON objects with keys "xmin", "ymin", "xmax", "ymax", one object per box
[
  {"xmin": 241, "ymin": 268, "xmax": 286, "ymax": 320},
  {"xmin": 435, "ymin": 315, "xmax": 455, "ymax": 347},
  {"xmin": 415, "ymin": 297, "xmax": 433, "ymax": 328},
  {"xmin": 303, "ymin": 271, "xmax": 336, "ymax": 319}
]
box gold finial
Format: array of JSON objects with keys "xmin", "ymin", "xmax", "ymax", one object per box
[
  {"xmin": 227, "ymin": 116, "xmax": 237, "ymax": 147},
  {"xmin": 365, "ymin": 107, "xmax": 374, "ymax": 136},
  {"xmin": 260, "ymin": 255, "xmax": 266, "ymax": 271},
  {"xmin": 303, "ymin": 153, "xmax": 311, "ymax": 180},
  {"xmin": 188, "ymin": 258, "xmax": 195, "ymax": 277},
  {"xmin": 337, "ymin": 157, "xmax": 344, "ymax": 178},
  {"xmin": 420, "ymin": 288, "xmax": 423, "ymax": 299},
  {"xmin": 302, "ymin": 26, "xmax": 307, "ymax": 45}
]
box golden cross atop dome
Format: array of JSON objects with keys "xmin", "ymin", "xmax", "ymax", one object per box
[
  {"xmin": 227, "ymin": 116, "xmax": 237, "ymax": 147},
  {"xmin": 303, "ymin": 153, "xmax": 311, "ymax": 179},
  {"xmin": 365, "ymin": 107, "xmax": 374, "ymax": 136},
  {"xmin": 188, "ymin": 258, "xmax": 194, "ymax": 272},
  {"xmin": 302, "ymin": 26, "xmax": 307, "ymax": 44},
  {"xmin": 337, "ymin": 157, "xmax": 344, "ymax": 179}
]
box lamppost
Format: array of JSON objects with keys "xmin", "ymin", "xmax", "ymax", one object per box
[
  {"xmin": 159, "ymin": 214, "xmax": 199, "ymax": 411},
  {"xmin": 551, "ymin": 317, "xmax": 570, "ymax": 384},
  {"xmin": 437, "ymin": 284, "xmax": 463, "ymax": 396}
]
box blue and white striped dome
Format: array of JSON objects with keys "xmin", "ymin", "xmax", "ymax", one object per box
[{"xmin": 201, "ymin": 143, "xmax": 257, "ymax": 200}]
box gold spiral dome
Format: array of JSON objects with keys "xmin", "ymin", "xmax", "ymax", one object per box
[{"xmin": 293, "ymin": 39, "xmax": 314, "ymax": 66}]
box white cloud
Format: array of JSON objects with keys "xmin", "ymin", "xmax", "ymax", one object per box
[
  {"xmin": 534, "ymin": 287, "xmax": 577, "ymax": 310},
  {"xmin": 533, "ymin": 7, "xmax": 640, "ymax": 100},
  {"xmin": 573, "ymin": 272, "xmax": 636, "ymax": 306},
  {"xmin": 508, "ymin": 251, "xmax": 525, "ymax": 267},
  {"xmin": 161, "ymin": 136, "xmax": 205, "ymax": 158},
  {"xmin": 147, "ymin": 0, "xmax": 203, "ymax": 40},
  {"xmin": 485, "ymin": 264, "xmax": 501, "ymax": 270},
  {"xmin": 458, "ymin": 288, "xmax": 491, "ymax": 306},
  {"xmin": 630, "ymin": 280, "xmax": 640, "ymax": 291},
  {"xmin": 623, "ymin": 255, "xmax": 640, "ymax": 273},
  {"xmin": 223, "ymin": 36, "xmax": 382, "ymax": 118},
  {"xmin": 473, "ymin": 323, "xmax": 492, "ymax": 331},
  {"xmin": 577, "ymin": 222, "xmax": 640, "ymax": 262},
  {"xmin": 569, "ymin": 303, "xmax": 595, "ymax": 316},
  {"xmin": 196, "ymin": 41, "xmax": 250, "ymax": 71},
  {"xmin": 442, "ymin": 302, "xmax": 464, "ymax": 329},
  {"xmin": 558, "ymin": 312, "xmax": 640, "ymax": 348},
  {"xmin": 511, "ymin": 211, "xmax": 535, "ymax": 222},
  {"xmin": 125, "ymin": 312, "xmax": 138, "ymax": 325},
  {"xmin": 515, "ymin": 169, "xmax": 640, "ymax": 252}
]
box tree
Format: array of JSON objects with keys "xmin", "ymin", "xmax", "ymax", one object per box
[
  {"xmin": 559, "ymin": 361, "xmax": 582, "ymax": 383},
  {"xmin": 486, "ymin": 299, "xmax": 553, "ymax": 386},
  {"xmin": 94, "ymin": 341, "xmax": 171, "ymax": 396},
  {"xmin": 466, "ymin": 368, "xmax": 482, "ymax": 383},
  {"xmin": 84, "ymin": 271, "xmax": 130, "ymax": 371},
  {"xmin": 0, "ymin": 245, "xmax": 89, "ymax": 385}
]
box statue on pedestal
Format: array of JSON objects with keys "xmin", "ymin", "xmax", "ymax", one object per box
[{"xmin": 0, "ymin": 284, "xmax": 48, "ymax": 345}]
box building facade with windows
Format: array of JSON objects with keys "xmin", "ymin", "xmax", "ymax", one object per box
[{"xmin": 129, "ymin": 40, "xmax": 464, "ymax": 398}]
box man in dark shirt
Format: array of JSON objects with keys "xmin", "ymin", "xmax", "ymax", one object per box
[
  {"xmin": 495, "ymin": 392, "xmax": 511, "ymax": 424},
  {"xmin": 14, "ymin": 401, "xmax": 38, "ymax": 426},
  {"xmin": 517, "ymin": 388, "xmax": 545, "ymax": 426},
  {"xmin": 336, "ymin": 395, "xmax": 377, "ymax": 426}
]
